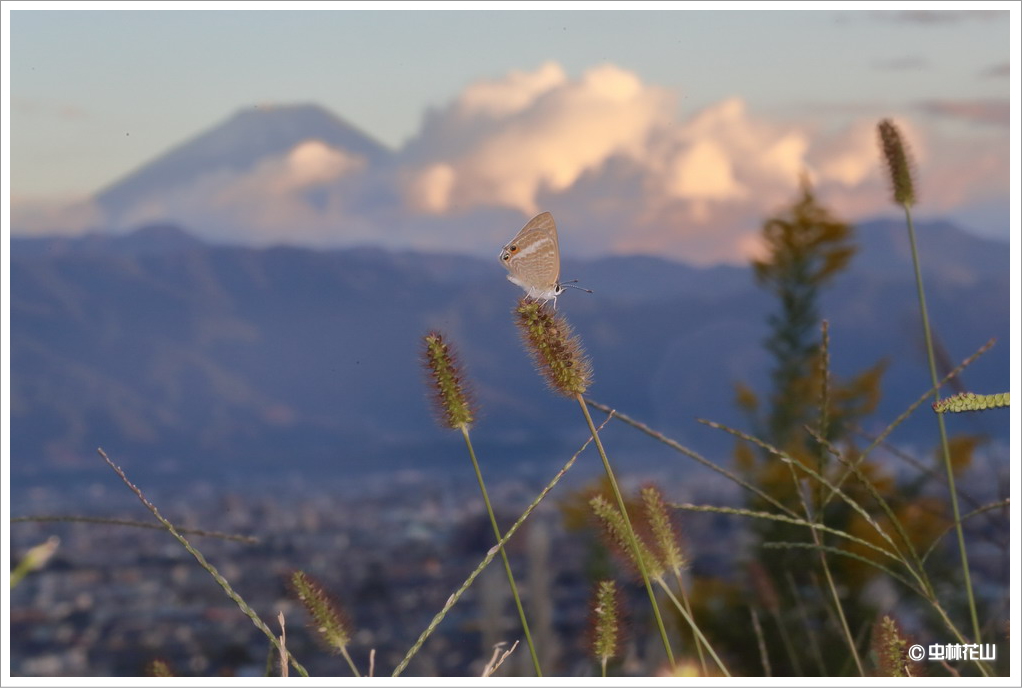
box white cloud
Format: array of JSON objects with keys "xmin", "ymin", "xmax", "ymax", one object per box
[
  {"xmin": 456, "ymin": 61, "xmax": 567, "ymax": 118},
  {"xmin": 10, "ymin": 196, "xmax": 107, "ymax": 236},
  {"xmin": 663, "ymin": 139, "xmax": 744, "ymax": 202},
  {"xmin": 402, "ymin": 63, "xmax": 674, "ymax": 215},
  {"xmin": 405, "ymin": 163, "xmax": 456, "ymax": 215},
  {"xmin": 395, "ymin": 60, "xmax": 1007, "ymax": 264},
  {"xmin": 213, "ymin": 140, "xmax": 364, "ymax": 212},
  {"xmin": 656, "ymin": 98, "xmax": 813, "ymax": 210},
  {"xmin": 31, "ymin": 62, "xmax": 1004, "ymax": 265},
  {"xmin": 94, "ymin": 140, "xmax": 378, "ymax": 246},
  {"xmin": 399, "ymin": 69, "xmax": 878, "ymax": 261}
]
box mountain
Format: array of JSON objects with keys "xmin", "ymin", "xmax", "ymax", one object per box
[
  {"xmin": 95, "ymin": 104, "xmax": 393, "ymax": 228},
  {"xmin": 9, "ymin": 219, "xmax": 1010, "ymax": 492},
  {"xmin": 7, "ymin": 223, "xmax": 204, "ymax": 257}
]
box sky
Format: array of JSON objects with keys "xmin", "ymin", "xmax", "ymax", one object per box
[{"xmin": 3, "ymin": 2, "xmax": 1018, "ymax": 263}]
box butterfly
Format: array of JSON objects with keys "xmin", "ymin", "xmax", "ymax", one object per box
[{"xmin": 499, "ymin": 212, "xmax": 590, "ymax": 308}]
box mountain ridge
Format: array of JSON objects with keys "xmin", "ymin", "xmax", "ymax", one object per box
[{"xmin": 10, "ymin": 218, "xmax": 1009, "ymax": 489}]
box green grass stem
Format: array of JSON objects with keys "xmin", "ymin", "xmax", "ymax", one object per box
[
  {"xmin": 392, "ymin": 416, "xmax": 607, "ymax": 676},
  {"xmin": 460, "ymin": 425, "xmax": 543, "ymax": 676},
  {"xmin": 11, "ymin": 515, "xmax": 258, "ymax": 543},
  {"xmin": 576, "ymin": 395, "xmax": 675, "ymax": 667},
  {"xmin": 96, "ymin": 448, "xmax": 309, "ymax": 677},
  {"xmin": 657, "ymin": 579, "xmax": 730, "ymax": 675},
  {"xmin": 902, "ymin": 204, "xmax": 981, "ymax": 645}
]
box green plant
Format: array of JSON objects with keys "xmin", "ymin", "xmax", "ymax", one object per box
[
  {"xmin": 288, "ymin": 570, "xmax": 359, "ymax": 676},
  {"xmin": 421, "ymin": 331, "xmax": 543, "ymax": 676},
  {"xmin": 514, "ymin": 297, "xmax": 675, "ymax": 667}
]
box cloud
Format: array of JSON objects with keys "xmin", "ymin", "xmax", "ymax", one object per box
[
  {"xmin": 216, "ymin": 140, "xmax": 363, "ymax": 203},
  {"xmin": 401, "ymin": 62, "xmax": 675, "ymax": 215},
  {"xmin": 108, "ymin": 140, "xmax": 379, "ymax": 246},
  {"xmin": 404, "ymin": 63, "xmax": 1005, "ymax": 263},
  {"xmin": 201, "ymin": 141, "xmax": 370, "ymax": 240},
  {"xmin": 915, "ymin": 99, "xmax": 1009, "ymax": 127},
  {"xmin": 41, "ymin": 62, "xmax": 1006, "ymax": 265},
  {"xmin": 400, "ymin": 66, "xmax": 837, "ymax": 261},
  {"xmin": 455, "ymin": 61, "xmax": 567, "ymax": 118},
  {"xmin": 10, "ymin": 196, "xmax": 107, "ymax": 236},
  {"xmin": 655, "ymin": 98, "xmax": 811, "ymax": 206}
]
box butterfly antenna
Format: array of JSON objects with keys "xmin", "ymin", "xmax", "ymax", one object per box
[{"xmin": 560, "ymin": 280, "xmax": 593, "ymax": 294}]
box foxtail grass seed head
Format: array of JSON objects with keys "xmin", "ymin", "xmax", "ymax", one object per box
[
  {"xmin": 872, "ymin": 615, "xmax": 914, "ymax": 677},
  {"xmin": 590, "ymin": 495, "xmax": 666, "ymax": 581},
  {"xmin": 590, "ymin": 580, "xmax": 623, "ymax": 665},
  {"xmin": 514, "ymin": 297, "xmax": 592, "ymax": 396},
  {"xmin": 641, "ymin": 486, "xmax": 687, "ymax": 574},
  {"xmin": 877, "ymin": 119, "xmax": 917, "ymax": 207},
  {"xmin": 11, "ymin": 536, "xmax": 60, "ymax": 588},
  {"xmin": 422, "ymin": 332, "xmax": 475, "ymax": 429},
  {"xmin": 23, "ymin": 536, "xmax": 60, "ymax": 572},
  {"xmin": 932, "ymin": 391, "xmax": 1009, "ymax": 414},
  {"xmin": 289, "ymin": 570, "xmax": 352, "ymax": 653}
]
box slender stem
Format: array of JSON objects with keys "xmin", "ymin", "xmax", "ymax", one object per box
[
  {"xmin": 393, "ymin": 418, "xmax": 606, "ymax": 676},
  {"xmin": 277, "ymin": 612, "xmax": 288, "ymax": 677},
  {"xmin": 703, "ymin": 421, "xmax": 907, "ymax": 562},
  {"xmin": 11, "ymin": 515, "xmax": 258, "ymax": 543},
  {"xmin": 922, "ymin": 500, "xmax": 1011, "ymax": 563},
  {"xmin": 575, "ymin": 395, "xmax": 675, "ymax": 666},
  {"xmin": 585, "ymin": 398, "xmax": 798, "ymax": 518},
  {"xmin": 776, "ymin": 436, "xmax": 812, "ymax": 677},
  {"xmin": 812, "ymin": 525, "xmax": 864, "ymax": 675},
  {"xmin": 96, "ymin": 449, "xmax": 309, "ymax": 677},
  {"xmin": 770, "ymin": 605, "xmax": 803, "ymax": 676},
  {"xmin": 813, "ymin": 337, "xmax": 989, "ymax": 509},
  {"xmin": 339, "ymin": 646, "xmax": 361, "ymax": 677},
  {"xmin": 808, "ymin": 427, "xmax": 934, "ymax": 596},
  {"xmin": 786, "ymin": 431, "xmax": 862, "ymax": 677},
  {"xmin": 778, "ymin": 423, "xmax": 862, "ymax": 675},
  {"xmin": 817, "ymin": 320, "xmax": 831, "ymax": 512},
  {"xmin": 460, "ymin": 425, "xmax": 543, "ymax": 676},
  {"xmin": 903, "ymin": 204, "xmax": 981, "ymax": 645},
  {"xmin": 673, "ymin": 569, "xmax": 707, "ymax": 675},
  {"xmin": 749, "ymin": 607, "xmax": 770, "ymax": 677},
  {"xmin": 657, "ymin": 579, "xmax": 730, "ymax": 676},
  {"xmin": 786, "ymin": 571, "xmax": 827, "ymax": 675},
  {"xmin": 263, "ymin": 639, "xmax": 276, "ymax": 677}
]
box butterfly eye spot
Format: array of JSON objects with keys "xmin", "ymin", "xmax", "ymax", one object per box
[{"xmin": 510, "ymin": 245, "xmax": 518, "ymax": 252}]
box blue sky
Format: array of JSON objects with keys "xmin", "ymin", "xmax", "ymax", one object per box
[{"xmin": 4, "ymin": 3, "xmax": 1017, "ymax": 261}]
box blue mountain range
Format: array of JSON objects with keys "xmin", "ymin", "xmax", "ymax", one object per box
[{"xmin": 10, "ymin": 218, "xmax": 1010, "ymax": 491}]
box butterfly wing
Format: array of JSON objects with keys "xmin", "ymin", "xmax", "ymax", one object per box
[{"xmin": 502, "ymin": 212, "xmax": 560, "ymax": 295}]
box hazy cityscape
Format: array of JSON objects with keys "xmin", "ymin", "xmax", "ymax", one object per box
[
  {"xmin": 11, "ymin": 442, "xmax": 1010, "ymax": 678},
  {"xmin": 11, "ymin": 463, "xmax": 752, "ymax": 677}
]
